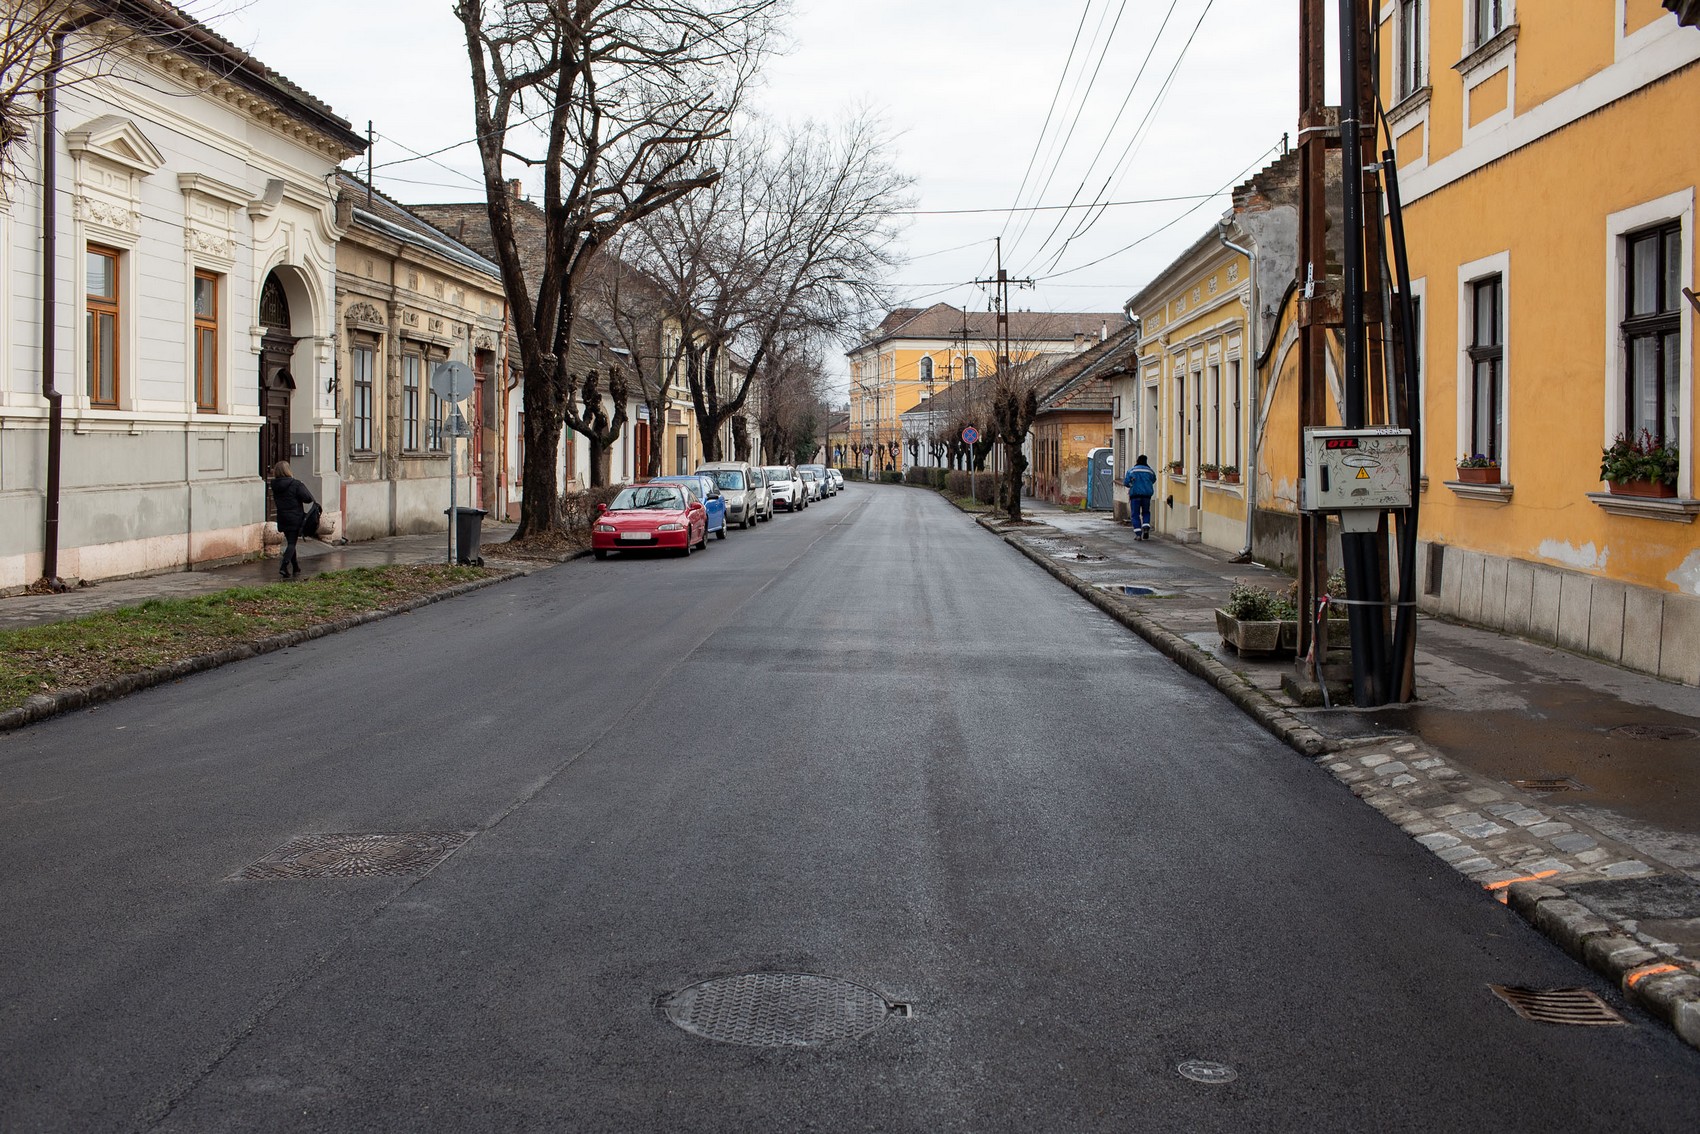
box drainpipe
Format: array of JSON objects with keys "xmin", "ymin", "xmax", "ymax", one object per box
[
  {"xmin": 38, "ymin": 16, "xmax": 101, "ymax": 589},
  {"xmin": 1217, "ymin": 215, "xmax": 1259, "ymax": 563}
]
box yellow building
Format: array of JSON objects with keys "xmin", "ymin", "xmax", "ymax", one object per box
[
  {"xmin": 1115, "ymin": 233, "xmax": 1255, "ymax": 552},
  {"xmin": 847, "ymin": 303, "xmax": 1117, "ymax": 474},
  {"xmin": 1369, "ymin": 0, "xmax": 1698, "ymax": 684}
]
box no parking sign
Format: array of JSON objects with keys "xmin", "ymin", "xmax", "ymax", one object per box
[{"xmin": 962, "ymin": 426, "xmax": 980, "ymax": 444}]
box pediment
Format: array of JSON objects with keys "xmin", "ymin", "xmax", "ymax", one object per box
[{"xmin": 65, "ymin": 115, "xmax": 165, "ymax": 175}]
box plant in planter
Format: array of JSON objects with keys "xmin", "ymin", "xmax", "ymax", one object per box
[
  {"xmin": 1168, "ymin": 460, "xmax": 1184, "ymax": 475},
  {"xmin": 1216, "ymin": 581, "xmax": 1298, "ymax": 656},
  {"xmin": 1201, "ymin": 462, "xmax": 1221, "ymax": 481},
  {"xmin": 1600, "ymin": 431, "xmax": 1679, "ymax": 498},
  {"xmin": 1455, "ymin": 453, "xmax": 1501, "ymax": 484},
  {"xmin": 1219, "ymin": 463, "xmax": 1241, "ymax": 484}
]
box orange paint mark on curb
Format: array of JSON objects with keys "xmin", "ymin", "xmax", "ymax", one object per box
[
  {"xmin": 1483, "ymin": 870, "xmax": 1561, "ymax": 892},
  {"xmin": 1626, "ymin": 964, "xmax": 1681, "ymax": 988}
]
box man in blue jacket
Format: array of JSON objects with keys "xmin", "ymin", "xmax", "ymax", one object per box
[{"xmin": 1123, "ymin": 454, "xmax": 1156, "ymax": 540}]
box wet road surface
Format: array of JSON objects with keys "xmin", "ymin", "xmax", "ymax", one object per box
[{"xmin": 1, "ymin": 485, "xmax": 1696, "ymax": 1131}]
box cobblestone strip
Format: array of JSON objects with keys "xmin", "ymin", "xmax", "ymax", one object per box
[
  {"xmin": 0, "ymin": 567, "xmax": 532, "ymax": 734},
  {"xmin": 1335, "ymin": 742, "xmax": 1700, "ymax": 1050},
  {"xmin": 984, "ymin": 515, "xmax": 1700, "ymax": 1052}
]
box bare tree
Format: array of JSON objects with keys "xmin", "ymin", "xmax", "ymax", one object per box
[
  {"xmin": 455, "ymin": 0, "xmax": 778, "ymax": 539},
  {"xmin": 756, "ymin": 335, "xmax": 827, "ymax": 464},
  {"xmin": 596, "ymin": 251, "xmax": 685, "ymax": 478},
  {"xmin": 1, "ymin": 1, "xmax": 244, "ymax": 181},
  {"xmin": 627, "ymin": 109, "xmax": 910, "ymax": 464}
]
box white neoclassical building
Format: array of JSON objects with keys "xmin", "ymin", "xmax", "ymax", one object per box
[{"xmin": 0, "ymin": 2, "xmax": 364, "ymax": 588}]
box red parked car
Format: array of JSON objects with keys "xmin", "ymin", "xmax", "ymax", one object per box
[{"xmin": 591, "ymin": 483, "xmax": 709, "ymax": 558}]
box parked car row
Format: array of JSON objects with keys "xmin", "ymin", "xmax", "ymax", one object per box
[{"xmin": 590, "ymin": 461, "xmax": 846, "ymax": 559}]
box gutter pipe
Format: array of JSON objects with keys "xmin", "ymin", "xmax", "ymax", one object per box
[
  {"xmin": 1216, "ymin": 217, "xmax": 1258, "ymax": 563},
  {"xmin": 38, "ymin": 16, "xmax": 102, "ymax": 588}
]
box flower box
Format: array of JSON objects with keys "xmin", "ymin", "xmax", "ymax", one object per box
[
  {"xmin": 1455, "ymin": 465, "xmax": 1500, "ymax": 485},
  {"xmin": 1220, "ymin": 471, "xmax": 1241, "ymax": 485},
  {"xmin": 1216, "ymin": 609, "xmax": 1296, "ymax": 657},
  {"xmin": 1203, "ymin": 469, "xmax": 1221, "ymax": 482},
  {"xmin": 1607, "ymin": 478, "xmax": 1677, "ymax": 499},
  {"xmin": 1168, "ymin": 463, "xmax": 1184, "ymax": 475}
]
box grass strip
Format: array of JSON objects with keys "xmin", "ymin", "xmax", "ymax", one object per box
[{"xmin": 0, "ymin": 564, "xmax": 489, "ymax": 714}]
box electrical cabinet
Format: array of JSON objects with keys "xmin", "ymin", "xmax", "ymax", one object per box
[{"xmin": 1301, "ymin": 428, "xmax": 1412, "ymax": 531}]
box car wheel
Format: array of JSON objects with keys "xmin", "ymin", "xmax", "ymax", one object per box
[
  {"xmin": 716, "ymin": 527, "xmax": 727, "ymax": 540},
  {"xmin": 593, "ymin": 549, "xmax": 607, "ymax": 560},
  {"xmin": 679, "ymin": 540, "xmax": 691, "ymax": 557}
]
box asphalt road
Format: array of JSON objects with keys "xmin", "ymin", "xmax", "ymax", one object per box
[{"xmin": 2, "ymin": 484, "xmax": 1695, "ymax": 1132}]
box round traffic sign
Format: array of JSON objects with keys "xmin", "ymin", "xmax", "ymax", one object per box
[
  {"xmin": 430, "ymin": 361, "xmax": 474, "ymax": 403},
  {"xmin": 962, "ymin": 426, "xmax": 980, "ymax": 444}
]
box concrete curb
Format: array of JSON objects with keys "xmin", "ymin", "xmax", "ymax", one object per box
[
  {"xmin": 1507, "ymin": 881, "xmax": 1700, "ymax": 1048},
  {"xmin": 0, "ymin": 567, "xmax": 531, "ymax": 733},
  {"xmin": 983, "ymin": 516, "xmax": 1332, "ymax": 757},
  {"xmin": 971, "ymin": 507, "xmax": 1700, "ymax": 1052}
]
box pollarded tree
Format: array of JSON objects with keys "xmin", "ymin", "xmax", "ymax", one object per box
[{"xmin": 455, "ymin": 0, "xmax": 778, "ymax": 539}]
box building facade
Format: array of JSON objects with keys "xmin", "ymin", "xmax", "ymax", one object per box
[
  {"xmin": 1377, "ymin": 0, "xmax": 1699, "ymax": 684},
  {"xmin": 333, "ymin": 176, "xmax": 507, "ymax": 541},
  {"xmin": 1116, "ymin": 232, "xmax": 1255, "ymax": 552},
  {"xmin": 0, "ymin": 2, "xmax": 363, "ymax": 588},
  {"xmin": 848, "ymin": 303, "xmax": 1114, "ymax": 476}
]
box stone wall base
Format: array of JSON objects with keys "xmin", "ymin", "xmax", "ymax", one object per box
[{"xmin": 1420, "ymin": 541, "xmax": 1699, "ymax": 687}]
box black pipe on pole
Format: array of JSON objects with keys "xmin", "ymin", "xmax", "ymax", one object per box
[
  {"xmin": 1337, "ymin": 0, "xmax": 1380, "ymax": 705},
  {"xmin": 1383, "ymin": 149, "xmax": 1423, "ymax": 702},
  {"xmin": 38, "ymin": 21, "xmax": 96, "ymax": 588}
]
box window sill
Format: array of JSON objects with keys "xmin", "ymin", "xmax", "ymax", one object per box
[
  {"xmin": 1387, "ymin": 85, "xmax": 1432, "ymax": 125},
  {"xmin": 1443, "ymin": 479, "xmax": 1514, "ymax": 502},
  {"xmin": 1586, "ymin": 492, "xmax": 1699, "ymax": 523},
  {"xmin": 1454, "ymin": 24, "xmax": 1519, "ymax": 78},
  {"xmin": 1203, "ymin": 480, "xmax": 1244, "ymax": 495}
]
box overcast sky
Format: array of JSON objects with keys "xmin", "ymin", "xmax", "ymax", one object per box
[{"xmin": 220, "ymin": 0, "xmax": 1299, "ymax": 369}]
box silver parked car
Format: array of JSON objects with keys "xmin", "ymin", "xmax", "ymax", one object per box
[
  {"xmin": 764, "ymin": 464, "xmax": 805, "ymax": 511},
  {"xmin": 798, "ymin": 467, "xmax": 823, "ymax": 502},
  {"xmin": 696, "ymin": 461, "xmax": 762, "ymax": 530},
  {"xmin": 800, "ymin": 463, "xmax": 834, "ymax": 498},
  {"xmin": 747, "ymin": 465, "xmax": 775, "ymax": 521}
]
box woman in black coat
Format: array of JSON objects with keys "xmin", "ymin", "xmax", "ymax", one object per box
[{"xmin": 269, "ymin": 461, "xmax": 315, "ymax": 577}]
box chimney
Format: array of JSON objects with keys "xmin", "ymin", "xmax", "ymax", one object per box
[
  {"xmin": 508, "ymin": 179, "xmax": 523, "ymax": 201},
  {"xmin": 1074, "ymin": 330, "xmax": 1085, "ymax": 352},
  {"xmin": 1101, "ymin": 320, "xmax": 1108, "ymax": 342}
]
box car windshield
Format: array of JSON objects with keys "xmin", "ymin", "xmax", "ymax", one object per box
[
  {"xmin": 800, "ymin": 470, "xmax": 817, "ymax": 481},
  {"xmin": 610, "ymin": 485, "xmax": 685, "ymax": 511},
  {"xmin": 708, "ymin": 471, "xmax": 745, "ymax": 490},
  {"xmin": 765, "ymin": 467, "xmax": 790, "ymax": 480}
]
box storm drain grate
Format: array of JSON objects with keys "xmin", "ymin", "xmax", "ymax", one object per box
[
  {"xmin": 1610, "ymin": 724, "xmax": 1698, "ymax": 742},
  {"xmin": 661, "ymin": 972, "xmax": 907, "ymax": 1048},
  {"xmin": 1507, "ymin": 777, "xmax": 1587, "ymax": 793},
  {"xmin": 234, "ymin": 832, "xmax": 471, "ymax": 880},
  {"xmin": 1488, "ymin": 985, "xmax": 1625, "ymax": 1026}
]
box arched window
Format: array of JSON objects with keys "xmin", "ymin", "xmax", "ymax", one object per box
[
  {"xmin": 919, "ymin": 356, "xmax": 933, "ymax": 383},
  {"xmin": 963, "ymin": 356, "xmax": 978, "ymax": 381}
]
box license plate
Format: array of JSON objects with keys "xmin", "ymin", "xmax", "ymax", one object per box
[{"xmin": 619, "ymin": 531, "xmax": 650, "ymax": 541}]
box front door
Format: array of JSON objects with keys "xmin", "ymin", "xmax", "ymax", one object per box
[{"xmin": 259, "ymin": 335, "xmax": 296, "ymax": 521}]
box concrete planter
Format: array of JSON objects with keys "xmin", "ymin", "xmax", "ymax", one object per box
[
  {"xmin": 1216, "ymin": 609, "xmax": 1295, "ymax": 656},
  {"xmin": 1607, "ymin": 478, "xmax": 1677, "ymax": 499}
]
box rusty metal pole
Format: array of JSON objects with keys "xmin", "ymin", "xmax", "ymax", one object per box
[{"xmin": 1296, "ymin": 0, "xmax": 1333, "ymax": 675}]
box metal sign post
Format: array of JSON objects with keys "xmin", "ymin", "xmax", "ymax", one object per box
[
  {"xmin": 432, "ymin": 361, "xmax": 474, "ymax": 564},
  {"xmin": 962, "ymin": 426, "xmax": 980, "ymax": 502}
]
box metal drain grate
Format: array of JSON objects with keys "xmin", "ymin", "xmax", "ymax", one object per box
[
  {"xmin": 1488, "ymin": 985, "xmax": 1625, "ymax": 1026},
  {"xmin": 1507, "ymin": 777, "xmax": 1586, "ymax": 793},
  {"xmin": 1610, "ymin": 724, "xmax": 1698, "ymax": 742},
  {"xmin": 234, "ymin": 832, "xmax": 471, "ymax": 880},
  {"xmin": 661, "ymin": 972, "xmax": 905, "ymax": 1048}
]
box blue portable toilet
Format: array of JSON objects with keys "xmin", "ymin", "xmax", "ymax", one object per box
[{"xmin": 1086, "ymin": 448, "xmax": 1114, "ymax": 510}]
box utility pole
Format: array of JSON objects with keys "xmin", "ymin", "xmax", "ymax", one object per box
[{"xmin": 973, "ymin": 237, "xmax": 1035, "ymax": 509}]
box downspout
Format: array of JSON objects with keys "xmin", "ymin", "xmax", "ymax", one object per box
[
  {"xmin": 38, "ymin": 17, "xmax": 100, "ymax": 588},
  {"xmin": 1217, "ymin": 216, "xmax": 1259, "ymax": 563}
]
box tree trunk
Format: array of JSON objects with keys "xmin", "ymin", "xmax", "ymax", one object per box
[
  {"xmin": 732, "ymin": 415, "xmax": 751, "ymax": 461},
  {"xmin": 587, "ymin": 438, "xmax": 612, "ymax": 486},
  {"xmin": 515, "ymin": 391, "xmax": 563, "ymax": 539}
]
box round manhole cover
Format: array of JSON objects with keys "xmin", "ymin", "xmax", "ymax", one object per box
[
  {"xmin": 661, "ymin": 973, "xmax": 904, "ymax": 1048},
  {"xmin": 1177, "ymin": 1059, "xmax": 1238, "ymax": 1084},
  {"xmin": 1610, "ymin": 724, "xmax": 1698, "ymax": 742}
]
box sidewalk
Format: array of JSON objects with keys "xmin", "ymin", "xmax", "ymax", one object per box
[
  {"xmin": 990, "ymin": 497, "xmax": 1700, "ymax": 1048},
  {"xmin": 0, "ymin": 523, "xmax": 519, "ymax": 633}
]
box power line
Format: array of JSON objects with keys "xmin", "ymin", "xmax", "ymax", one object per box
[
  {"xmin": 998, "ymin": 1, "xmax": 1095, "ymax": 247},
  {"xmin": 1035, "ymin": 0, "xmax": 1218, "ymax": 275},
  {"xmin": 1033, "ymin": 142, "xmax": 1279, "ymax": 282},
  {"xmin": 1006, "ymin": 0, "xmax": 1132, "ymax": 263}
]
